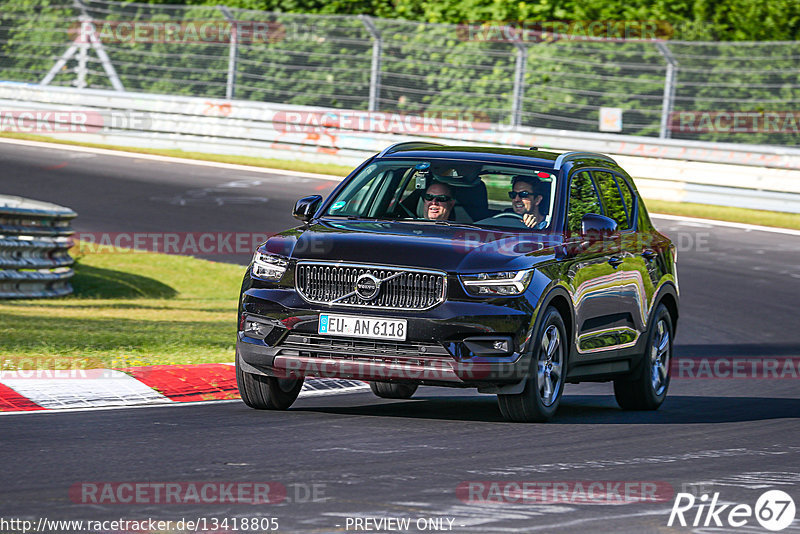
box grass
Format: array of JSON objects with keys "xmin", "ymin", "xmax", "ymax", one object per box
[
  {"xmin": 0, "ymin": 244, "xmax": 244, "ymax": 369},
  {"xmin": 2, "ymin": 131, "xmax": 798, "ymax": 230},
  {"xmin": 644, "ymin": 199, "xmax": 800, "ymax": 230},
  {"xmin": 0, "ymin": 131, "xmax": 353, "ymax": 177}
]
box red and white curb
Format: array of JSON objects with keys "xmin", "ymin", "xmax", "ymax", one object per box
[{"xmin": 0, "ymin": 363, "xmax": 368, "ymax": 413}]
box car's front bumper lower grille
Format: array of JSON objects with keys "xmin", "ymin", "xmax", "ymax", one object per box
[
  {"xmin": 270, "ymin": 334, "xmax": 461, "ymax": 382},
  {"xmin": 295, "ymin": 261, "xmax": 446, "ymax": 310}
]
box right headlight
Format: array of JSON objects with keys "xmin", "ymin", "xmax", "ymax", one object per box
[
  {"xmin": 460, "ymin": 269, "xmax": 534, "ymax": 296},
  {"xmin": 251, "ymin": 250, "xmax": 289, "ymax": 281}
]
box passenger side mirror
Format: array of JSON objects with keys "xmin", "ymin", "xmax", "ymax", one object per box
[{"xmin": 293, "ymin": 195, "xmax": 323, "ymax": 223}]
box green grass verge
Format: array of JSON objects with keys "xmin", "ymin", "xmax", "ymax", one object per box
[
  {"xmin": 0, "ymin": 244, "xmax": 243, "ymax": 368},
  {"xmin": 0, "ymin": 131, "xmax": 353, "ymax": 177},
  {"xmin": 644, "ymin": 199, "xmax": 800, "ymax": 230},
  {"xmin": 3, "ymin": 131, "xmax": 798, "ymax": 230}
]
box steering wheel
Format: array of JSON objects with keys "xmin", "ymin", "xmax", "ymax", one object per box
[{"xmin": 491, "ymin": 212, "xmax": 524, "ymax": 220}]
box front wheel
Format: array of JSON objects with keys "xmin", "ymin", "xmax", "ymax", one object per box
[
  {"xmin": 613, "ymin": 304, "xmax": 672, "ymax": 411},
  {"xmin": 236, "ymin": 353, "xmax": 304, "ymax": 410},
  {"xmin": 498, "ymin": 307, "xmax": 567, "ymax": 422},
  {"xmin": 369, "ymin": 382, "xmax": 418, "ymax": 399}
]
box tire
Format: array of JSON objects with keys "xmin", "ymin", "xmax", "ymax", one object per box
[
  {"xmin": 614, "ymin": 304, "xmax": 672, "ymax": 411},
  {"xmin": 369, "ymin": 382, "xmax": 418, "ymax": 399},
  {"xmin": 236, "ymin": 353, "xmax": 304, "ymax": 410},
  {"xmin": 498, "ymin": 307, "xmax": 567, "ymax": 422}
]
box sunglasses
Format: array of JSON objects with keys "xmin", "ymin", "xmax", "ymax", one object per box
[
  {"xmin": 508, "ymin": 191, "xmax": 535, "ymax": 199},
  {"xmin": 424, "ymin": 194, "xmax": 453, "ymax": 202}
]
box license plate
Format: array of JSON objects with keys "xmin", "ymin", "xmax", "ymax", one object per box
[{"xmin": 318, "ymin": 314, "xmax": 407, "ymax": 341}]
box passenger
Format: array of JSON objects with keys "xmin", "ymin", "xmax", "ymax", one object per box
[
  {"xmin": 508, "ymin": 175, "xmax": 547, "ymax": 229},
  {"xmin": 423, "ymin": 182, "xmax": 455, "ymax": 221}
]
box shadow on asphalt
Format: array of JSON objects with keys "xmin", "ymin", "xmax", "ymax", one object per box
[
  {"xmin": 675, "ymin": 343, "xmax": 800, "ymax": 357},
  {"xmin": 292, "ymin": 394, "xmax": 800, "ymax": 425}
]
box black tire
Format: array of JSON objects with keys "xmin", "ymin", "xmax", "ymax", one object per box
[
  {"xmin": 614, "ymin": 304, "xmax": 672, "ymax": 411},
  {"xmin": 498, "ymin": 307, "xmax": 567, "ymax": 423},
  {"xmin": 369, "ymin": 382, "xmax": 418, "ymax": 399},
  {"xmin": 236, "ymin": 353, "xmax": 304, "ymax": 410}
]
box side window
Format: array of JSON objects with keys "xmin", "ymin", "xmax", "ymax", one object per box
[
  {"xmin": 616, "ymin": 174, "xmax": 636, "ymax": 229},
  {"xmin": 592, "ymin": 170, "xmax": 630, "ymax": 231},
  {"xmin": 567, "ymin": 171, "xmax": 603, "ymax": 235}
]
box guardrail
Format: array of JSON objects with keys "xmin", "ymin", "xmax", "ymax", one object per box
[
  {"xmin": 2, "ymin": 83, "xmax": 800, "ymax": 213},
  {"xmin": 0, "ymin": 195, "xmax": 76, "ymax": 299}
]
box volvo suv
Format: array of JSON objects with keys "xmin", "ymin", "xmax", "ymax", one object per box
[{"xmin": 236, "ymin": 143, "xmax": 679, "ymax": 422}]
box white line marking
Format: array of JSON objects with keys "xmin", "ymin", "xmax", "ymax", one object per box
[
  {"xmin": 651, "ymin": 213, "xmax": 800, "ymax": 236},
  {"xmin": 0, "ymin": 137, "xmax": 346, "ymax": 181}
]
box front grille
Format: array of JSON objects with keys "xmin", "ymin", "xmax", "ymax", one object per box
[
  {"xmin": 276, "ymin": 334, "xmax": 452, "ymax": 366},
  {"xmin": 295, "ymin": 261, "xmax": 446, "ymax": 310}
]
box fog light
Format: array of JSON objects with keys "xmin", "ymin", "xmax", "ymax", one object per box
[{"xmin": 244, "ymin": 319, "xmax": 273, "ymax": 340}]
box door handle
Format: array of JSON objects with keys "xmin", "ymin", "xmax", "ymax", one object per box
[
  {"xmin": 608, "ymin": 256, "xmax": 623, "ymax": 268},
  {"xmin": 642, "ymin": 249, "xmax": 657, "ymax": 261}
]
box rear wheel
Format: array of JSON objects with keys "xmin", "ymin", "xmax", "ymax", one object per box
[
  {"xmin": 498, "ymin": 307, "xmax": 567, "ymax": 422},
  {"xmin": 614, "ymin": 304, "xmax": 672, "ymax": 411},
  {"xmin": 236, "ymin": 353, "xmax": 304, "ymax": 410},
  {"xmin": 369, "ymin": 382, "xmax": 418, "ymax": 399}
]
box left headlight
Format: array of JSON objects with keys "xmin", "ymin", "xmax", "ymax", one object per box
[
  {"xmin": 460, "ymin": 269, "xmax": 534, "ymax": 296},
  {"xmin": 251, "ymin": 250, "xmax": 289, "ymax": 281}
]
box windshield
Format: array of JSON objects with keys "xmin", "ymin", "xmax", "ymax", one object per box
[{"xmin": 324, "ymin": 159, "xmax": 557, "ymax": 231}]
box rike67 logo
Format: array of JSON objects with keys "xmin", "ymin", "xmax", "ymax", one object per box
[{"xmin": 668, "ymin": 490, "xmax": 796, "ymax": 531}]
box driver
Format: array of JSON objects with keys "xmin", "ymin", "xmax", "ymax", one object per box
[
  {"xmin": 423, "ymin": 182, "xmax": 456, "ymax": 221},
  {"xmin": 507, "ymin": 175, "xmax": 547, "ymax": 229}
]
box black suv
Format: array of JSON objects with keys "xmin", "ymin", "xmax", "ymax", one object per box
[{"xmin": 236, "ymin": 143, "xmax": 679, "ymax": 422}]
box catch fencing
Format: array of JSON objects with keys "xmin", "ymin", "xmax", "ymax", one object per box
[
  {"xmin": 1, "ymin": 0, "xmax": 799, "ymax": 146},
  {"xmin": 0, "ymin": 195, "xmax": 76, "ymax": 299}
]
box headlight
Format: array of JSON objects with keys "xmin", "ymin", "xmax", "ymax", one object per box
[
  {"xmin": 251, "ymin": 250, "xmax": 289, "ymax": 281},
  {"xmin": 460, "ymin": 269, "xmax": 534, "ymax": 296}
]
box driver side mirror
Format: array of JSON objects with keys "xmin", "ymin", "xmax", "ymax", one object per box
[
  {"xmin": 293, "ymin": 195, "xmax": 322, "ymax": 223},
  {"xmin": 581, "ymin": 213, "xmax": 619, "ymax": 251},
  {"xmin": 581, "ymin": 213, "xmax": 618, "ymax": 237}
]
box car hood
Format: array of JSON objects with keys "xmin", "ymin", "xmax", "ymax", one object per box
[{"xmin": 263, "ymin": 219, "xmax": 559, "ymax": 272}]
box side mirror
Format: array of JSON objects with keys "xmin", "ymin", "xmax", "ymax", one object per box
[
  {"xmin": 581, "ymin": 213, "xmax": 618, "ymax": 237},
  {"xmin": 293, "ymin": 195, "xmax": 322, "ymax": 223}
]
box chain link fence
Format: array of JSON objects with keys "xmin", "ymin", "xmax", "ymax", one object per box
[{"xmin": 1, "ymin": 0, "xmax": 799, "ymax": 146}]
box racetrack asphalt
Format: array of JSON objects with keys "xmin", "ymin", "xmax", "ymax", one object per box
[{"xmin": 1, "ymin": 140, "xmax": 798, "ymax": 533}]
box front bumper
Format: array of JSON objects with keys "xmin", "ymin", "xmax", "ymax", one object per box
[{"xmin": 237, "ymin": 286, "xmax": 539, "ymax": 387}]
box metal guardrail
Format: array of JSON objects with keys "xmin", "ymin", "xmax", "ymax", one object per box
[
  {"xmin": 1, "ymin": 83, "xmax": 800, "ymax": 214},
  {"xmin": 0, "ymin": 195, "xmax": 76, "ymax": 299}
]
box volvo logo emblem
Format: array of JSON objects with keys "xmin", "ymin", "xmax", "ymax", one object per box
[{"xmin": 355, "ymin": 273, "xmax": 380, "ymax": 301}]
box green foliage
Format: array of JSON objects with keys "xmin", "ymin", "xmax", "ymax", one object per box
[{"xmin": 1, "ymin": 0, "xmax": 798, "ymax": 146}]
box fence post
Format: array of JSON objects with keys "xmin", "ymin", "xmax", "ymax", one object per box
[
  {"xmin": 510, "ymin": 38, "xmax": 528, "ymax": 128},
  {"xmin": 359, "ymin": 15, "xmax": 382, "ymax": 112},
  {"xmin": 656, "ymin": 42, "xmax": 678, "ymax": 139},
  {"xmin": 219, "ymin": 6, "xmax": 238, "ymax": 100}
]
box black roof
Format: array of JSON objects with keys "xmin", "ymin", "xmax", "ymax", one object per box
[{"xmin": 380, "ymin": 145, "xmax": 560, "ymax": 168}]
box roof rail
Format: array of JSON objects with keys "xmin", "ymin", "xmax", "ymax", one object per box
[
  {"xmin": 377, "ymin": 141, "xmax": 445, "ymax": 157},
  {"xmin": 553, "ymin": 151, "xmax": 617, "ymax": 170}
]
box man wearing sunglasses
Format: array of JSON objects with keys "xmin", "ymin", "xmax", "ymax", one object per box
[
  {"xmin": 508, "ymin": 175, "xmax": 547, "ymax": 229},
  {"xmin": 423, "ymin": 182, "xmax": 456, "ymax": 221}
]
